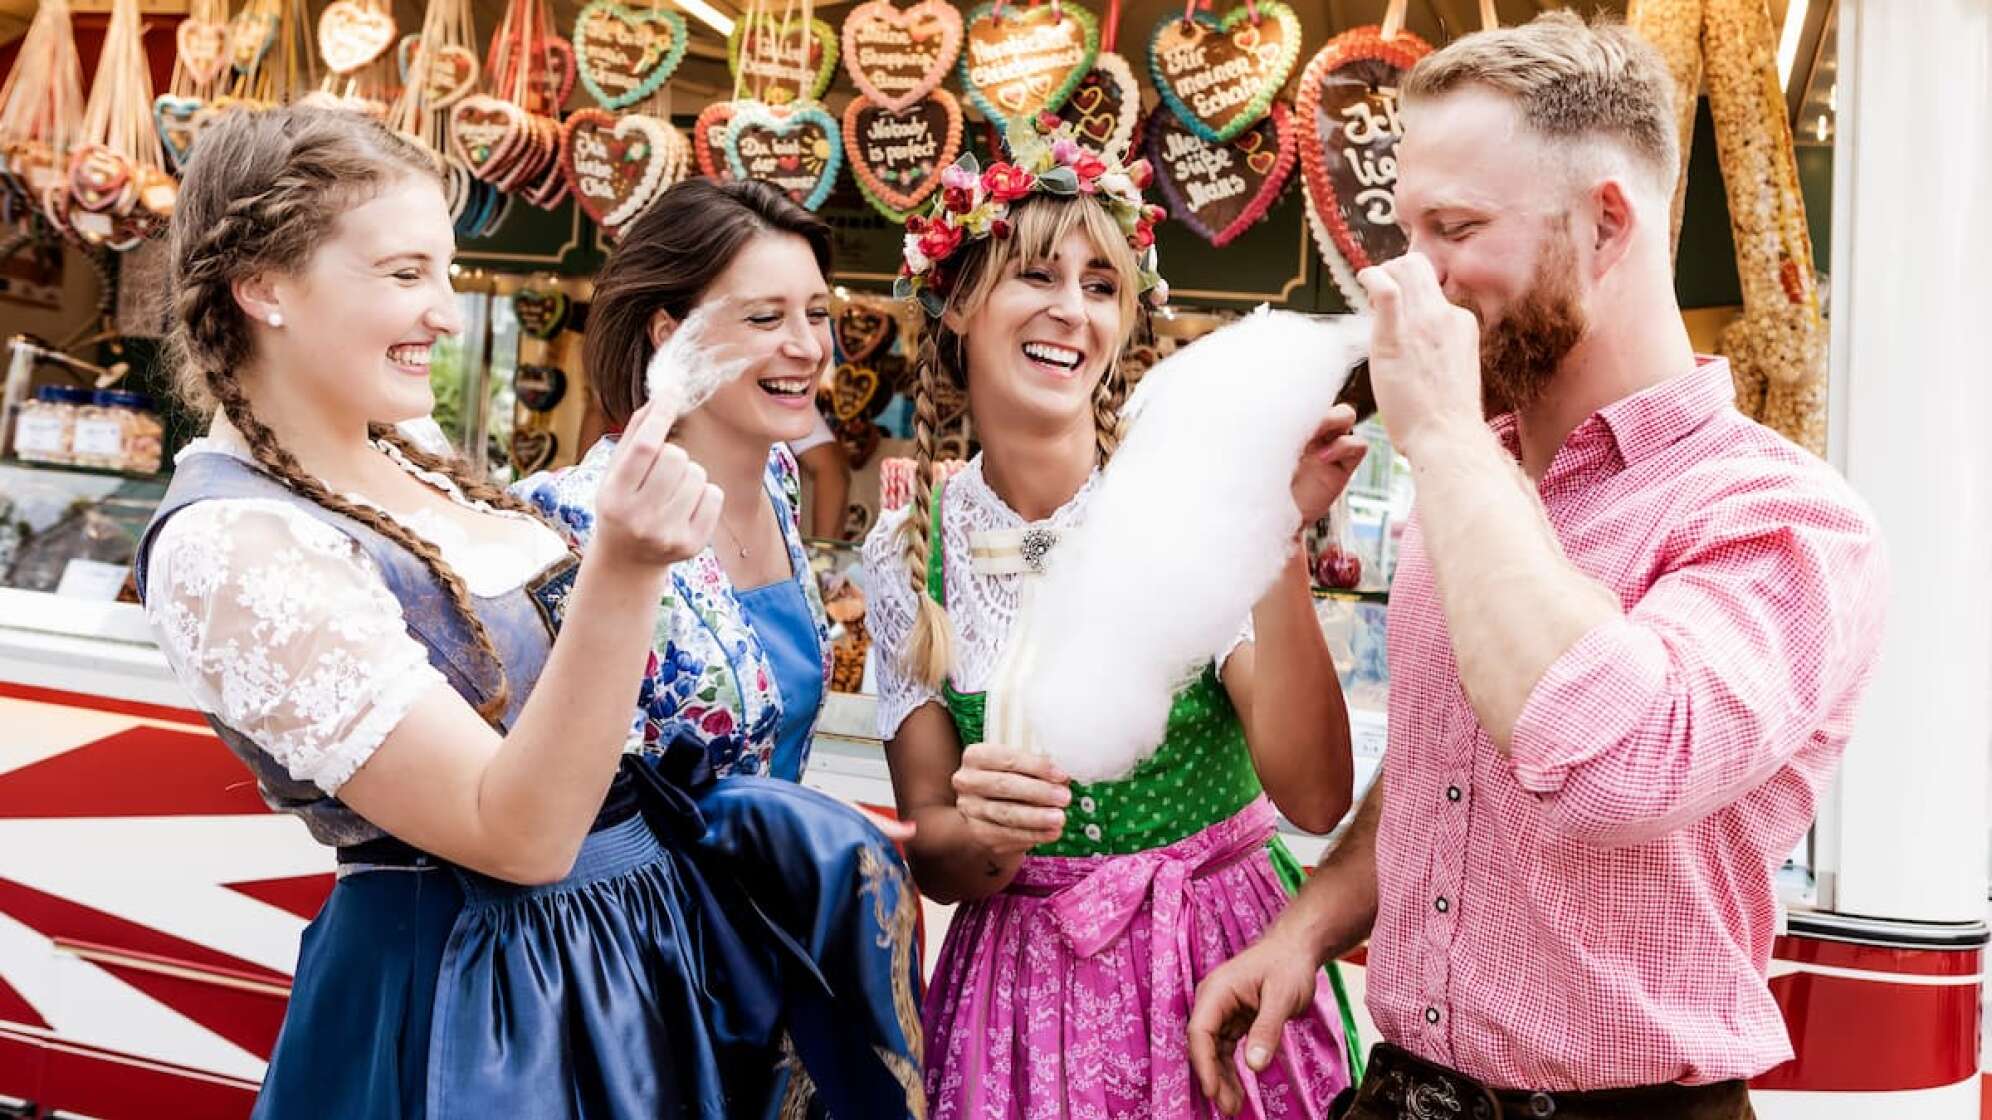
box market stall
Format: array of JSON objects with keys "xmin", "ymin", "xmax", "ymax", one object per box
[{"xmin": 1, "ymin": 0, "xmax": 1984, "ymax": 1116}]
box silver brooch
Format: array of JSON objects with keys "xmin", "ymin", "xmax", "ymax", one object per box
[{"xmin": 1019, "ymin": 527, "xmax": 1058, "ymax": 574}]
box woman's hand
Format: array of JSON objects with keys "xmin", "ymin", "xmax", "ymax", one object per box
[
  {"xmin": 591, "ymin": 396, "xmax": 724, "ymax": 570},
  {"xmin": 1290, "ymin": 403, "xmax": 1370, "ymax": 523},
  {"xmin": 952, "ymin": 743, "xmax": 1071, "ymax": 856}
]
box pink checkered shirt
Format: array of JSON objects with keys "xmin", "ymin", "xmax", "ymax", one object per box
[{"xmin": 1367, "ymin": 358, "xmax": 1889, "ymax": 1090}]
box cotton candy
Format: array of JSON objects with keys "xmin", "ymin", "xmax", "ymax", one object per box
[{"xmin": 644, "ymin": 304, "xmax": 752, "ymax": 420}]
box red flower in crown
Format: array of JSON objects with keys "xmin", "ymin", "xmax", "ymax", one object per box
[
  {"xmin": 1035, "ymin": 111, "xmax": 1062, "ymax": 133},
  {"xmin": 917, "ymin": 220, "xmax": 966, "ymax": 263},
  {"xmin": 1072, "ymin": 152, "xmax": 1107, "ymax": 183},
  {"xmin": 1132, "ymin": 219, "xmax": 1156, "ymax": 250},
  {"xmin": 991, "ymin": 219, "xmax": 1012, "ymax": 240},
  {"xmin": 1126, "ymin": 158, "xmax": 1154, "ymax": 191},
  {"xmin": 982, "ymin": 162, "xmax": 1035, "ymax": 203},
  {"xmin": 943, "ymin": 184, "xmax": 977, "ymax": 214}
]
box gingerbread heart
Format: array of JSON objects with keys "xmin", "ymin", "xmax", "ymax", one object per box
[
  {"xmin": 563, "ymin": 109, "xmax": 679, "ymax": 230},
  {"xmin": 514, "ymin": 288, "xmax": 573, "ymax": 338},
  {"xmin": 176, "ymin": 18, "xmax": 229, "ymax": 86},
  {"xmin": 68, "ymin": 145, "xmax": 132, "ymax": 215},
  {"xmin": 537, "ymin": 38, "xmax": 579, "ymax": 112},
  {"xmin": 318, "ymin": 1, "xmax": 396, "ymax": 75},
  {"xmin": 1146, "ymin": 99, "xmax": 1295, "ymax": 247},
  {"xmin": 154, "ymin": 96, "xmax": 205, "ymax": 171},
  {"xmin": 837, "ymin": 415, "xmax": 882, "ymax": 469},
  {"xmin": 398, "ymin": 37, "xmax": 481, "ymax": 110},
  {"xmin": 450, "ymin": 96, "xmax": 527, "ymax": 180},
  {"xmin": 829, "ymin": 364, "xmax": 882, "ymax": 422},
  {"xmin": 510, "ymin": 429, "xmax": 559, "ymax": 474},
  {"xmin": 693, "ymin": 102, "xmax": 736, "ymax": 179},
  {"xmin": 841, "ymin": 0, "xmax": 963, "ymax": 114},
  {"xmin": 1056, "ymin": 52, "xmax": 1141, "ymax": 162},
  {"xmin": 1149, "ymin": 0, "xmax": 1299, "ymax": 143},
  {"xmin": 728, "ymin": 16, "xmax": 839, "ymax": 106},
  {"xmin": 958, "ymin": 2, "xmax": 1097, "ymax": 127},
  {"xmin": 516, "ymin": 364, "xmax": 569, "ymax": 412},
  {"xmin": 724, "ymin": 102, "xmax": 843, "ymax": 211},
  {"xmin": 843, "ymin": 88, "xmax": 962, "ymax": 222},
  {"xmin": 1294, "ymin": 26, "xmax": 1432, "ymax": 306},
  {"xmin": 574, "ymin": 1, "xmax": 688, "ymax": 110},
  {"xmin": 228, "ymin": 4, "xmax": 279, "ymax": 74},
  {"xmin": 836, "ymin": 302, "xmax": 895, "ymax": 363}
]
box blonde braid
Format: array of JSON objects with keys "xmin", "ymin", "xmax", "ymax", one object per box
[{"xmin": 896, "ymin": 331, "xmax": 956, "ymax": 690}]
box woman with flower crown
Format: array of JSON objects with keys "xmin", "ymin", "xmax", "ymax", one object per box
[{"xmin": 863, "ymin": 113, "xmax": 1367, "ymax": 1118}]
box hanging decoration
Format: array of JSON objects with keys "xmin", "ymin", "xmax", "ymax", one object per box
[
  {"xmin": 386, "ymin": 0, "xmax": 486, "ymax": 236},
  {"xmin": 957, "ymin": 1, "xmax": 1098, "ymax": 129},
  {"xmin": 1145, "ymin": 98, "xmax": 1294, "ymax": 247},
  {"xmin": 0, "ymin": 0, "xmax": 86, "ymax": 227},
  {"xmin": 1293, "ymin": 16, "xmax": 1430, "ymax": 309},
  {"xmin": 840, "ymin": 0, "xmax": 962, "ymax": 113},
  {"xmin": 835, "ymin": 299, "xmax": 896, "ymax": 363},
  {"xmin": 396, "ymin": 36, "xmax": 481, "ymax": 112},
  {"xmin": 224, "ymin": 0, "xmax": 318, "ymax": 106},
  {"xmin": 65, "ymin": 0, "xmax": 174, "ymax": 249},
  {"xmin": 573, "ymin": 1, "xmax": 689, "ymax": 111},
  {"xmin": 561, "ymin": 107, "xmax": 691, "ymax": 235},
  {"xmin": 448, "ymin": 0, "xmax": 573, "ymax": 225},
  {"xmin": 728, "ymin": 10, "xmax": 839, "ymax": 106},
  {"xmin": 694, "ymin": 101, "xmax": 737, "ymax": 179},
  {"xmin": 317, "ymin": 0, "xmax": 397, "ymax": 74},
  {"xmin": 723, "ymin": 100, "xmax": 843, "ymax": 211},
  {"xmin": 1147, "ymin": 0, "xmax": 1299, "ymax": 144},
  {"xmin": 152, "ymin": 0, "xmax": 231, "ymax": 171},
  {"xmin": 843, "ymin": 88, "xmax": 962, "ymax": 222},
  {"xmin": 1056, "ymin": 52, "xmax": 1141, "ymax": 162}
]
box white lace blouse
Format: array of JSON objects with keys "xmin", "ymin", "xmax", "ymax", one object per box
[
  {"xmin": 862, "ymin": 457, "xmax": 1251, "ymax": 741},
  {"xmin": 143, "ymin": 420, "xmax": 569, "ymax": 795}
]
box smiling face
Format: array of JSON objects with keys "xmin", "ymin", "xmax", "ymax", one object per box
[
  {"xmin": 655, "ymin": 230, "xmax": 832, "ymax": 446},
  {"xmin": 945, "ymin": 196, "xmax": 1138, "ymax": 441},
  {"xmin": 253, "ymin": 173, "xmax": 463, "ymax": 426}
]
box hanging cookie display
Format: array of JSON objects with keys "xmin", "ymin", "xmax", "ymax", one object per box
[
  {"xmin": 723, "ymin": 100, "xmax": 843, "ymax": 211},
  {"xmin": 1148, "ymin": 0, "xmax": 1299, "ymax": 144},
  {"xmin": 728, "ymin": 10, "xmax": 839, "ymax": 106},
  {"xmin": 693, "ymin": 101, "xmax": 736, "ymax": 179},
  {"xmin": 957, "ymin": 1, "xmax": 1098, "ymax": 129},
  {"xmin": 1293, "ymin": 20, "xmax": 1430, "ymax": 309},
  {"xmin": 510, "ymin": 428, "xmax": 560, "ymax": 474},
  {"xmin": 1056, "ymin": 52, "xmax": 1141, "ymax": 162},
  {"xmin": 561, "ymin": 106, "xmax": 691, "ymax": 235},
  {"xmin": 573, "ymin": 1, "xmax": 688, "ymax": 111},
  {"xmin": 448, "ymin": 0, "xmax": 573, "ymax": 216},
  {"xmin": 1145, "ymin": 98, "xmax": 1294, "ymax": 247},
  {"xmin": 514, "ymin": 287, "xmax": 574, "ymax": 338},
  {"xmin": 843, "ymin": 87, "xmax": 962, "ymax": 222},
  {"xmin": 840, "ymin": 0, "xmax": 961, "ymax": 113},
  {"xmin": 834, "ymin": 298, "xmax": 896, "ymax": 364},
  {"xmin": 515, "ymin": 363, "xmax": 569, "ymax": 412},
  {"xmin": 65, "ymin": 0, "xmax": 174, "ymax": 250},
  {"xmin": 0, "ymin": 0, "xmax": 84, "ymax": 235}
]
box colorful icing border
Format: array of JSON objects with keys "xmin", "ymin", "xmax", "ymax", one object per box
[
  {"xmin": 842, "ymin": 88, "xmax": 963, "ymax": 223},
  {"xmin": 956, "ymin": 1, "xmax": 1099, "ymax": 128},
  {"xmin": 840, "ymin": 0, "xmax": 962, "ymax": 114},
  {"xmin": 722, "ymin": 100, "xmax": 844, "ymax": 211},
  {"xmin": 573, "ymin": 1, "xmax": 689, "ymax": 111},
  {"xmin": 1147, "ymin": 0, "xmax": 1300, "ymax": 143},
  {"xmin": 1145, "ymin": 99, "xmax": 1296, "ymax": 248}
]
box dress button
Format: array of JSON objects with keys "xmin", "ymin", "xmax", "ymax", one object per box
[
  {"xmin": 1435, "ymin": 897, "xmax": 1450, "ymax": 914},
  {"xmin": 1446, "ymin": 785, "xmax": 1462, "ymax": 802},
  {"xmin": 1079, "ymin": 796, "xmax": 1097, "ymax": 814},
  {"xmin": 1528, "ymin": 1092, "xmax": 1556, "ymax": 1117},
  {"xmin": 1424, "ymin": 1006, "xmax": 1440, "ymax": 1024},
  {"xmin": 1083, "ymin": 823, "xmax": 1103, "ymax": 842}
]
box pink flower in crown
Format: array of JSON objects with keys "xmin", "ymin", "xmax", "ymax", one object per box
[
  {"xmin": 1132, "ymin": 219, "xmax": 1156, "ymax": 250},
  {"xmin": 941, "ymin": 162, "xmax": 979, "ymax": 192},
  {"xmin": 1072, "ymin": 152, "xmax": 1107, "ymax": 188},
  {"xmin": 1051, "ymin": 137, "xmax": 1082, "ymax": 166},
  {"xmin": 982, "ymin": 161, "xmax": 1035, "ymax": 203},
  {"xmin": 1126, "ymin": 158, "xmax": 1155, "ymax": 191}
]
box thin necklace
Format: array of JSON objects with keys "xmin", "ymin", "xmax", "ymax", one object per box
[{"xmin": 720, "ymin": 504, "xmax": 759, "ymax": 559}]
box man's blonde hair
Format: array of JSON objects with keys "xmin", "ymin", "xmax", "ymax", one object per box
[{"xmin": 1402, "ymin": 11, "xmax": 1679, "ymax": 194}]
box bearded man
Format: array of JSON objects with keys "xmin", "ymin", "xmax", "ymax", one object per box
[{"xmin": 1189, "ymin": 13, "xmax": 1890, "ymax": 1120}]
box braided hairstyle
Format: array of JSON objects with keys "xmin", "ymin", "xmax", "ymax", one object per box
[
  {"xmin": 896, "ymin": 193, "xmax": 1144, "ymax": 689},
  {"xmin": 168, "ymin": 106, "xmax": 548, "ymax": 724}
]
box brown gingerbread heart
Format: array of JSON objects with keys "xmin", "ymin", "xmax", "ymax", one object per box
[{"xmin": 510, "ymin": 428, "xmax": 559, "ymax": 474}]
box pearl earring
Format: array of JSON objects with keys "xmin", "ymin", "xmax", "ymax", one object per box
[{"xmin": 267, "ymin": 312, "xmax": 284, "ymax": 328}]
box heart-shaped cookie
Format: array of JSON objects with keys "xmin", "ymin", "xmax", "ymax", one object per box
[
  {"xmin": 229, "ymin": 4, "xmax": 279, "ymax": 74},
  {"xmin": 1294, "ymin": 26, "xmax": 1432, "ymax": 307},
  {"xmin": 398, "ymin": 37, "xmax": 481, "ymax": 110},
  {"xmin": 728, "ymin": 16, "xmax": 839, "ymax": 106},
  {"xmin": 724, "ymin": 102, "xmax": 843, "ymax": 211},
  {"xmin": 318, "ymin": 1, "xmax": 396, "ymax": 75},
  {"xmin": 693, "ymin": 101, "xmax": 736, "ymax": 179},
  {"xmin": 536, "ymin": 38, "xmax": 579, "ymax": 113},
  {"xmin": 510, "ymin": 429, "xmax": 559, "ymax": 474},
  {"xmin": 843, "ymin": 88, "xmax": 962, "ymax": 222},
  {"xmin": 1148, "ymin": 0, "xmax": 1299, "ymax": 143},
  {"xmin": 516, "ymin": 364, "xmax": 569, "ymax": 412},
  {"xmin": 563, "ymin": 109, "xmax": 682, "ymax": 230},
  {"xmin": 1056, "ymin": 52, "xmax": 1141, "ymax": 162},
  {"xmin": 574, "ymin": 1, "xmax": 689, "ymax": 110},
  {"xmin": 841, "ymin": 0, "xmax": 963, "ymax": 114},
  {"xmin": 835, "ymin": 301, "xmax": 895, "ymax": 363},
  {"xmin": 177, "ymin": 18, "xmax": 229, "ymax": 86},
  {"xmin": 828, "ymin": 364, "xmax": 883, "ymax": 422},
  {"xmin": 514, "ymin": 288, "xmax": 573, "ymax": 338},
  {"xmin": 450, "ymin": 96, "xmax": 527, "ymax": 180},
  {"xmin": 958, "ymin": 2, "xmax": 1098, "ymax": 127},
  {"xmin": 837, "ymin": 415, "xmax": 883, "ymax": 469},
  {"xmin": 68, "ymin": 145, "xmax": 133, "ymax": 215},
  {"xmin": 1146, "ymin": 98, "xmax": 1295, "ymax": 247},
  {"xmin": 153, "ymin": 96, "xmax": 205, "ymax": 170}
]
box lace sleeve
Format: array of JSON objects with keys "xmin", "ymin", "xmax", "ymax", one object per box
[
  {"xmin": 143, "ymin": 500, "xmax": 447, "ymax": 795},
  {"xmin": 861, "ymin": 507, "xmax": 939, "ymax": 739}
]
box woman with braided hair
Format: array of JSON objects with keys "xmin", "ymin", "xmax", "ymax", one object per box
[
  {"xmin": 862, "ymin": 115, "xmax": 1367, "ymax": 1118},
  {"xmin": 134, "ymin": 106, "xmax": 917, "ymax": 1120}
]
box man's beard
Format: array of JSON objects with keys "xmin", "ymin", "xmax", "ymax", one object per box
[{"xmin": 1459, "ymin": 235, "xmax": 1588, "ymax": 417}]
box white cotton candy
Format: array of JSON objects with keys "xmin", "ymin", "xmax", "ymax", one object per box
[
  {"xmin": 643, "ymin": 304, "xmax": 752, "ymax": 420},
  {"xmin": 1023, "ymin": 309, "xmax": 1370, "ymax": 783}
]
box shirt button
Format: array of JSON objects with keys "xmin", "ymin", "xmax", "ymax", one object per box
[
  {"xmin": 1446, "ymin": 785, "xmax": 1462, "ymax": 802},
  {"xmin": 1425, "ymin": 1006, "xmax": 1441, "ymax": 1024},
  {"xmin": 1079, "ymin": 796, "xmax": 1097, "ymax": 814},
  {"xmin": 1083, "ymin": 823, "xmax": 1103, "ymax": 841},
  {"xmin": 1435, "ymin": 897, "xmax": 1450, "ymax": 914}
]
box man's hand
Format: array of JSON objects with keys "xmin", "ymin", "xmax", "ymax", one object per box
[
  {"xmin": 1188, "ymin": 927, "xmax": 1326, "ymax": 1116},
  {"xmin": 1357, "ymin": 253, "xmax": 1483, "ymax": 460}
]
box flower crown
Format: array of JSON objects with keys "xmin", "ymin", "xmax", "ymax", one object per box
[{"xmin": 893, "ymin": 113, "xmax": 1168, "ymax": 319}]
